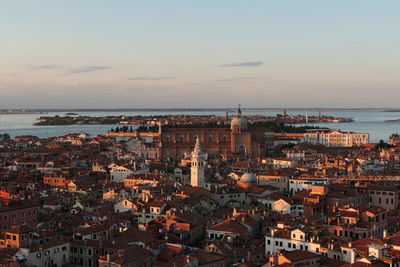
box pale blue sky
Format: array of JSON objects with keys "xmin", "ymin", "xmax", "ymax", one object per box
[{"xmin": 0, "ymin": 1, "xmax": 399, "ymax": 108}]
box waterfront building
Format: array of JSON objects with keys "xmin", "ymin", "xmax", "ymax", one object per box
[{"xmin": 302, "ymin": 130, "xmax": 369, "ymax": 147}]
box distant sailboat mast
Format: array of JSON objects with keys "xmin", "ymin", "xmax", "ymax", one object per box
[{"xmin": 305, "ymin": 112, "xmax": 309, "ymax": 124}]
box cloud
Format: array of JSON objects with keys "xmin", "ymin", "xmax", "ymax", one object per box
[
  {"xmin": 31, "ymin": 64, "xmax": 64, "ymax": 70},
  {"xmin": 216, "ymin": 77, "xmax": 256, "ymax": 82},
  {"xmin": 220, "ymin": 61, "xmax": 263, "ymax": 67},
  {"xmin": 128, "ymin": 76, "xmax": 173, "ymax": 81},
  {"xmin": 67, "ymin": 65, "xmax": 110, "ymax": 74}
]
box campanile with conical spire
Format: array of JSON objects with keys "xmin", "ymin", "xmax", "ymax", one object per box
[{"xmin": 190, "ymin": 137, "xmax": 206, "ymax": 187}]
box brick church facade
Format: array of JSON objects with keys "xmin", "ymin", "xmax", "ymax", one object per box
[{"xmin": 159, "ymin": 107, "xmax": 267, "ymax": 160}]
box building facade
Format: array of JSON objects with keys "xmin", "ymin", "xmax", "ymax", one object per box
[
  {"xmin": 303, "ymin": 130, "xmax": 369, "ymax": 147},
  {"xmin": 160, "ymin": 107, "xmax": 267, "ymax": 160}
]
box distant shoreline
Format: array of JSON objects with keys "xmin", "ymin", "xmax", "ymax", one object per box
[{"xmin": 1, "ymin": 108, "xmax": 400, "ymax": 114}]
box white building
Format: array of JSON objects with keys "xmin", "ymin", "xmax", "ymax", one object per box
[
  {"xmin": 126, "ymin": 137, "xmax": 159, "ymax": 159},
  {"xmin": 109, "ymin": 163, "xmax": 149, "ymax": 182},
  {"xmin": 302, "ymin": 130, "xmax": 369, "ymax": 147},
  {"xmin": 114, "ymin": 199, "xmax": 135, "ymax": 213},
  {"xmin": 265, "ymin": 227, "xmax": 344, "ymax": 262},
  {"xmin": 19, "ymin": 240, "xmax": 70, "ymax": 267},
  {"xmin": 288, "ymin": 177, "xmax": 329, "ymax": 193},
  {"xmin": 109, "ymin": 164, "xmax": 134, "ymax": 182}
]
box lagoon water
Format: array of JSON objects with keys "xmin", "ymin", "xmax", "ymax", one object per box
[{"xmin": 1, "ymin": 111, "xmax": 400, "ymax": 143}]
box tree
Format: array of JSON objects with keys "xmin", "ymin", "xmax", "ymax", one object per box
[{"xmin": 376, "ymin": 140, "xmax": 393, "ymax": 149}]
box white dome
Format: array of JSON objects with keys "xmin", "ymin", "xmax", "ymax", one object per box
[
  {"xmin": 231, "ymin": 117, "xmax": 248, "ymax": 131},
  {"xmin": 239, "ymin": 172, "xmax": 257, "ymax": 185}
]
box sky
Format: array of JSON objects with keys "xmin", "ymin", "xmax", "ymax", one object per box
[{"xmin": 0, "ymin": 0, "xmax": 399, "ymax": 109}]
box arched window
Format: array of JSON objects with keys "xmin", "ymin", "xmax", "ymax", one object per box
[
  {"xmin": 165, "ymin": 135, "xmax": 170, "ymax": 142},
  {"xmin": 238, "ymin": 145, "xmax": 246, "ymax": 155},
  {"xmin": 178, "ymin": 135, "xmax": 184, "ymax": 142},
  {"xmin": 222, "ymin": 135, "xmax": 227, "ymax": 142},
  {"xmin": 208, "ymin": 135, "xmax": 213, "ymax": 142}
]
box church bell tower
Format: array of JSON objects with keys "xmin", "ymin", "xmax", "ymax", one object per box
[{"xmin": 191, "ymin": 138, "xmax": 206, "ymax": 187}]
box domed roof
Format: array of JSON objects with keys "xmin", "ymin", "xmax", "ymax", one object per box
[
  {"xmin": 239, "ymin": 172, "xmax": 257, "ymax": 185},
  {"xmin": 230, "ymin": 105, "xmax": 248, "ymax": 131},
  {"xmin": 231, "ymin": 117, "xmax": 248, "ymax": 130}
]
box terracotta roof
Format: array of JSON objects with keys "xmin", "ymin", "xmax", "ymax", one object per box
[
  {"xmin": 194, "ymin": 251, "xmax": 227, "ymax": 264},
  {"xmin": 281, "ymin": 250, "xmax": 320, "ymax": 262},
  {"xmin": 208, "ymin": 219, "xmax": 248, "ymax": 234}
]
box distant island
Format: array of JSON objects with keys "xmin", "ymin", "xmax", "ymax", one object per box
[
  {"xmin": 383, "ymin": 110, "xmax": 400, "ymax": 112},
  {"xmin": 34, "ymin": 115, "xmax": 126, "ymax": 126},
  {"xmin": 384, "ymin": 119, "xmax": 400, "ymax": 122},
  {"xmin": 1, "ymin": 107, "xmax": 400, "ymax": 113},
  {"xmin": 0, "ymin": 110, "xmax": 48, "ymax": 114},
  {"xmin": 65, "ymin": 112, "xmax": 78, "ymax": 116},
  {"xmin": 33, "ymin": 114, "xmax": 354, "ymax": 126}
]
